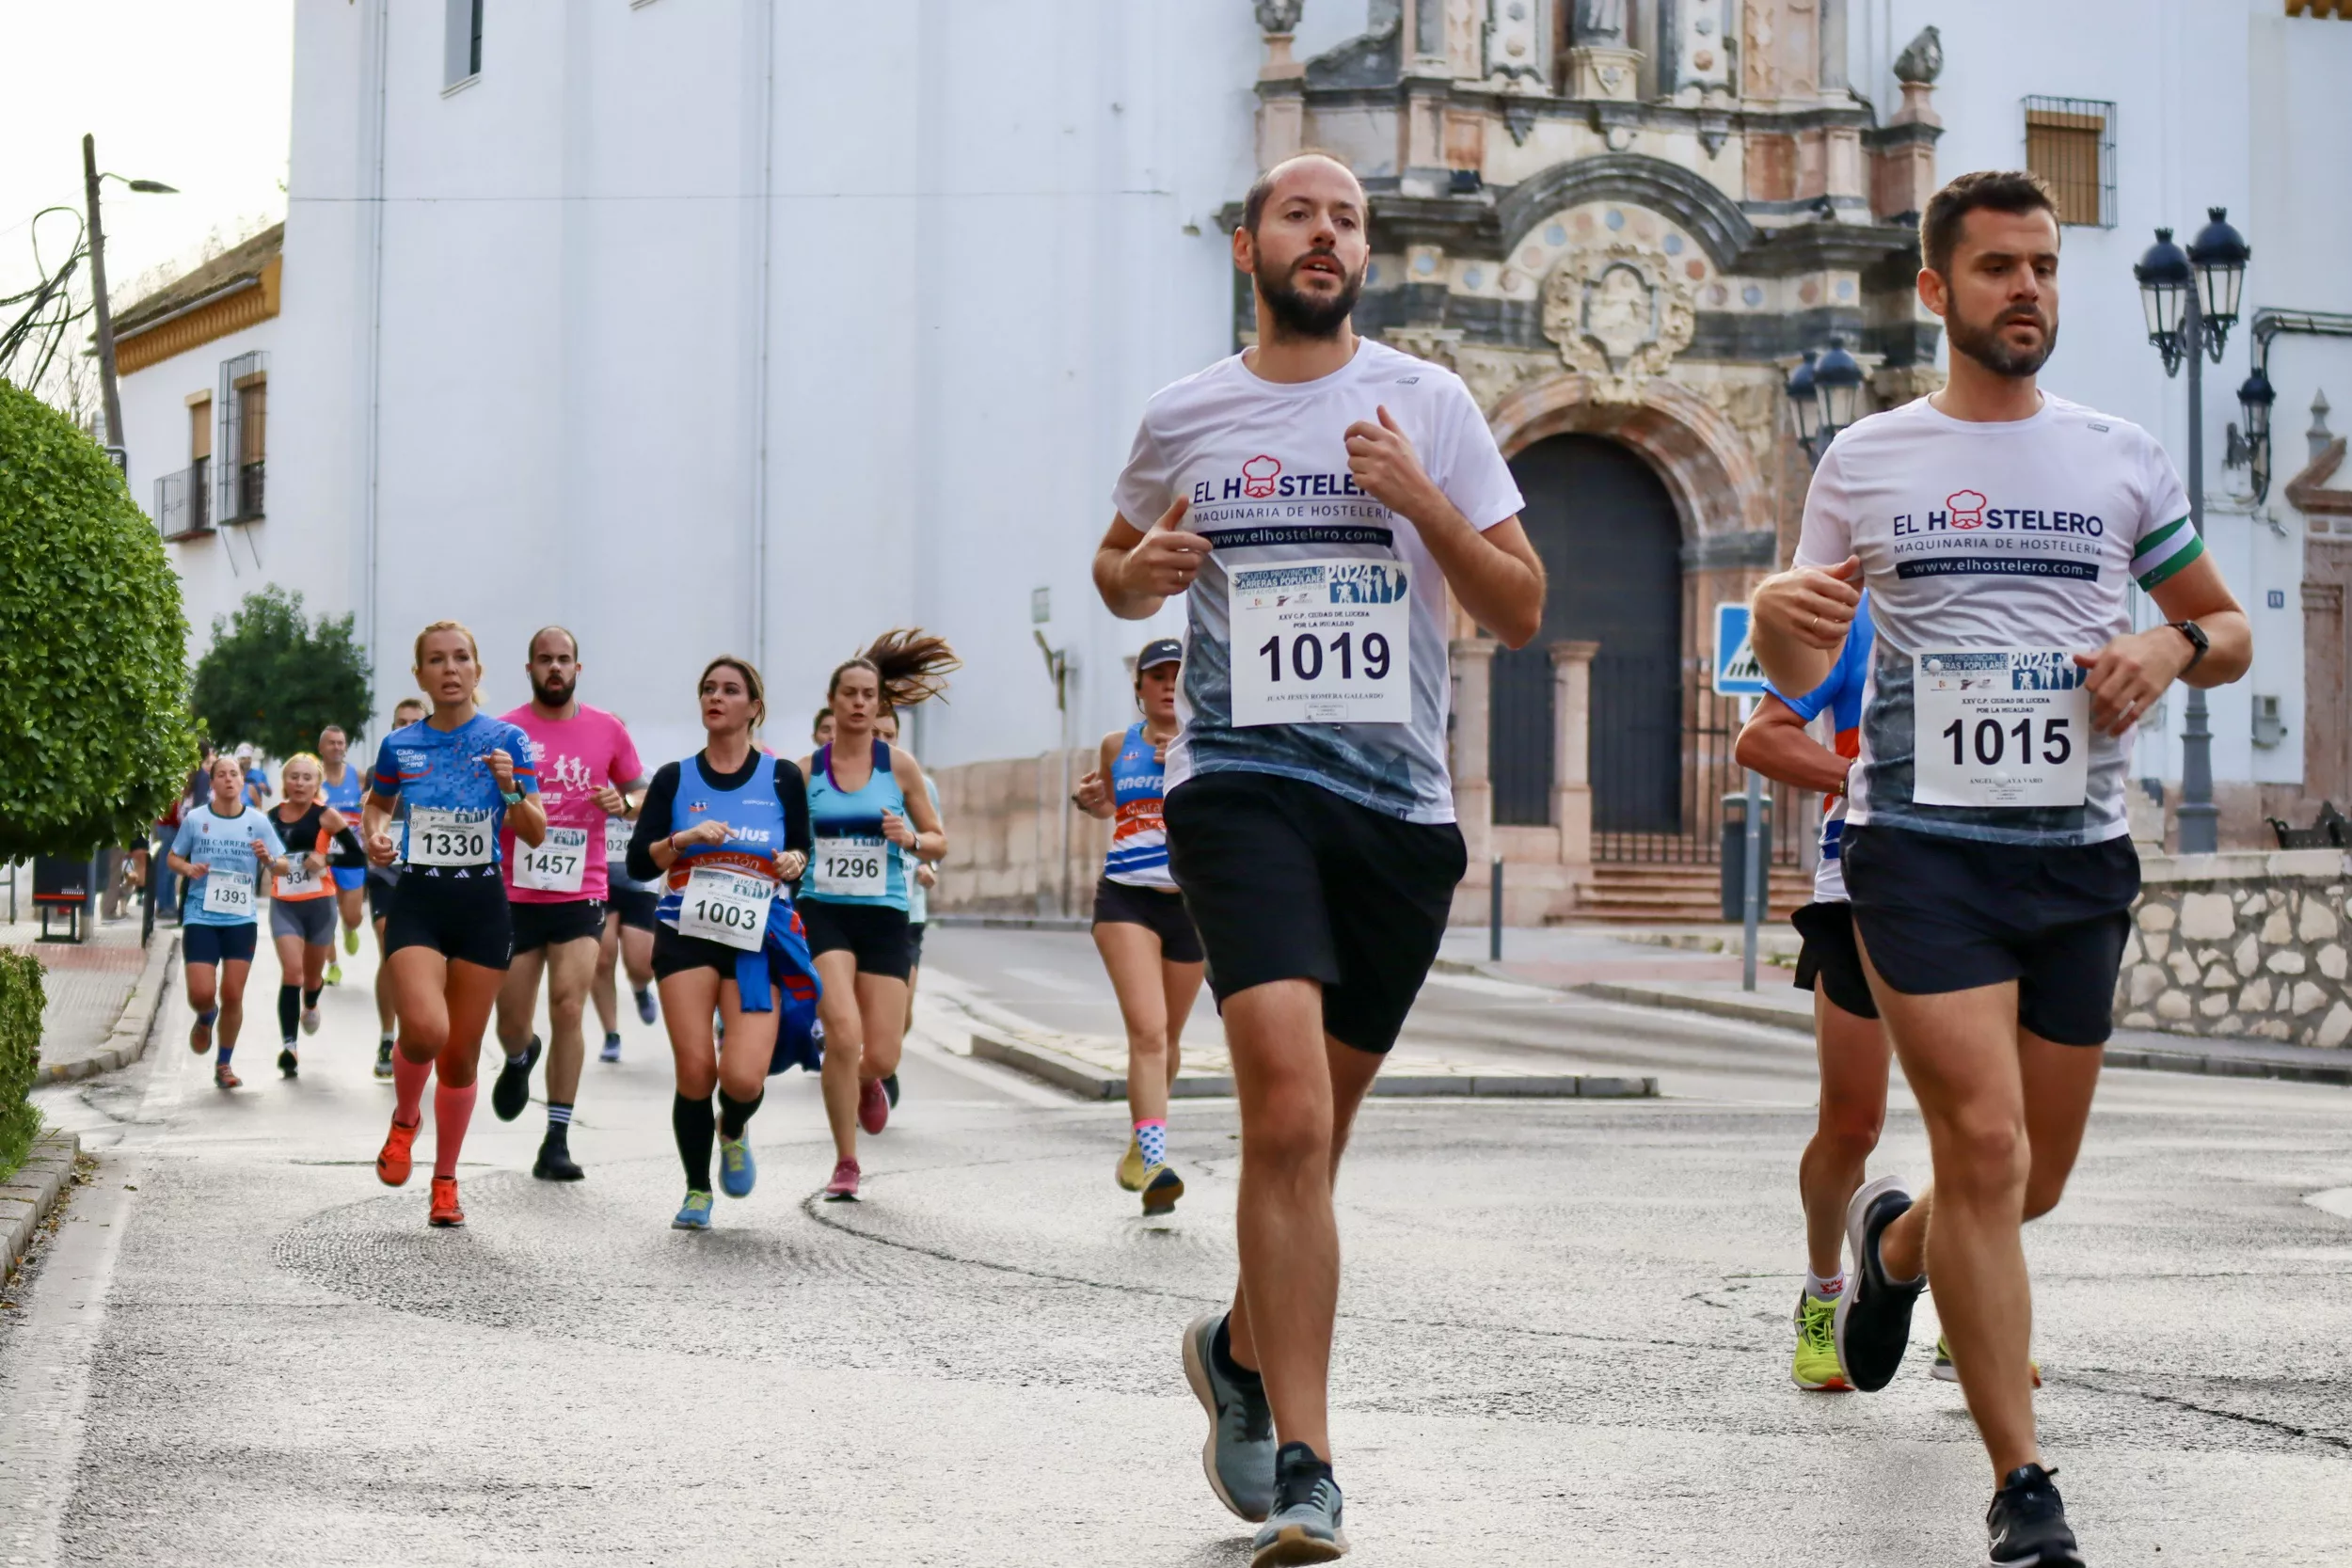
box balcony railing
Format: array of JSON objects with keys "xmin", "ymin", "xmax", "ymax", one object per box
[
  {"xmin": 229, "ymin": 458, "xmax": 264, "ymax": 522},
  {"xmin": 155, "ymin": 457, "xmax": 211, "ymax": 540}
]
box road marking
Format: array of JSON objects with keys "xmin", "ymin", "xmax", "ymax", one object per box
[
  {"xmin": 1000, "ymin": 966, "xmax": 1089, "ymax": 994},
  {"xmin": 2307, "ymin": 1188, "xmax": 2352, "ymax": 1222}
]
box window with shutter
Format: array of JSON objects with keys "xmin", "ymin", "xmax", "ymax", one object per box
[{"xmin": 2023, "ymin": 98, "xmax": 2115, "ymax": 229}]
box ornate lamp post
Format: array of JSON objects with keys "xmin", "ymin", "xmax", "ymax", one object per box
[
  {"xmin": 2133, "ymin": 208, "xmax": 2249, "ymax": 855},
  {"xmin": 1786, "ymin": 336, "xmax": 1865, "ymax": 467}
]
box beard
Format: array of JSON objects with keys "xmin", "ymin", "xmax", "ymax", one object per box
[
  {"xmin": 532, "ymin": 673, "xmax": 576, "ymax": 708},
  {"xmin": 1946, "ymin": 300, "xmax": 2057, "ymax": 378},
  {"xmin": 1260, "ymin": 251, "xmax": 1363, "ymax": 340}
]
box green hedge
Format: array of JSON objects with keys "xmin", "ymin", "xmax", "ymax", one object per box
[{"xmin": 0, "ymin": 950, "xmax": 41, "ymax": 1185}]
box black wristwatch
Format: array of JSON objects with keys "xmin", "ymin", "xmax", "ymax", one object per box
[{"xmin": 2168, "ymin": 619, "xmax": 2209, "ymax": 673}]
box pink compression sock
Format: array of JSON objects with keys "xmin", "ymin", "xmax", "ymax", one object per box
[
  {"xmin": 433, "ymin": 1076, "xmax": 478, "ymax": 1180},
  {"xmin": 391, "ymin": 1049, "xmax": 432, "ymax": 1126}
]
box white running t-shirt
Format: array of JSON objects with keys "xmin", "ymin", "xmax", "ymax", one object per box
[
  {"xmin": 1112, "ymin": 340, "xmax": 1524, "ymax": 824},
  {"xmin": 1793, "ymin": 393, "xmax": 2198, "ymax": 847}
]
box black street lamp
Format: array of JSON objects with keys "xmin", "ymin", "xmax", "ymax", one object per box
[
  {"xmin": 1786, "ymin": 336, "xmax": 1865, "ymax": 467},
  {"xmin": 2132, "ymin": 207, "xmax": 2249, "ymax": 856}
]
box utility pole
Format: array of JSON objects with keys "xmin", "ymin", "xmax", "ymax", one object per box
[{"xmin": 82, "ymin": 134, "xmax": 124, "ymax": 453}]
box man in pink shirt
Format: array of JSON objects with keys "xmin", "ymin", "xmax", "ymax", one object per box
[{"xmin": 489, "ymin": 626, "xmax": 648, "ymax": 1180}]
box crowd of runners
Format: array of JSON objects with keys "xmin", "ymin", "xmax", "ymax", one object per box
[{"xmin": 146, "ymin": 154, "xmax": 2250, "ymax": 1568}]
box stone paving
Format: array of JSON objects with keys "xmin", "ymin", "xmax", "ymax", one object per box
[{"xmin": 0, "ymin": 911, "xmax": 160, "ymax": 1078}]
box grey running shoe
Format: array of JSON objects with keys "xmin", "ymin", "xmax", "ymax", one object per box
[
  {"xmin": 1834, "ymin": 1173, "xmax": 1926, "ymax": 1392},
  {"xmin": 1181, "ymin": 1312, "xmax": 1276, "ymax": 1523},
  {"xmin": 1251, "ymin": 1442, "xmax": 1347, "ymax": 1565}
]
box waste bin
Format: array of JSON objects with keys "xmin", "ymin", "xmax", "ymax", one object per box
[
  {"xmin": 1719, "ymin": 792, "xmax": 1771, "ymax": 923},
  {"xmin": 33, "ymin": 852, "xmax": 100, "ymax": 942}
]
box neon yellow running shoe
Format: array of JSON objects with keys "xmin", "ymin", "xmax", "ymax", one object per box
[
  {"xmin": 343, "ymin": 926, "xmax": 361, "ymax": 956},
  {"xmin": 1931, "ymin": 1335, "xmax": 2042, "ymax": 1388},
  {"xmin": 1792, "ymin": 1292, "xmax": 1851, "ymax": 1391},
  {"xmin": 1116, "ymin": 1132, "xmax": 1147, "ymax": 1193}
]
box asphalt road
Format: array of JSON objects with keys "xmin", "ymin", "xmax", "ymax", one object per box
[{"xmin": 2, "ymin": 922, "xmax": 2348, "ymax": 1566}]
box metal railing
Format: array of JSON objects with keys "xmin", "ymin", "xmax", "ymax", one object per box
[
  {"xmin": 227, "ymin": 458, "xmax": 264, "ymax": 522},
  {"xmin": 1489, "ymin": 642, "xmax": 1556, "ymax": 825},
  {"xmin": 154, "ymin": 456, "xmax": 211, "ymax": 539},
  {"xmin": 1592, "ymin": 653, "xmax": 1806, "ymax": 865}
]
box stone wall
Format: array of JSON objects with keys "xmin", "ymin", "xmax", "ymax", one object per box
[
  {"xmin": 2116, "ymin": 849, "xmax": 2352, "ymax": 1048},
  {"xmin": 926, "ymin": 747, "xmax": 1109, "ymax": 918}
]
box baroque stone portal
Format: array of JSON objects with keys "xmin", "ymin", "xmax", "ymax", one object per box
[{"xmin": 1540, "ymin": 242, "xmax": 1697, "ymax": 403}]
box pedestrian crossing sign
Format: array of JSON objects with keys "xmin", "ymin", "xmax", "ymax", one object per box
[{"xmin": 1713, "ymin": 602, "xmax": 1767, "ymax": 697}]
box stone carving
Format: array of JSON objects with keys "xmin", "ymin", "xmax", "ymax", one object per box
[
  {"xmin": 1573, "ymin": 0, "xmax": 1626, "ymax": 44},
  {"xmin": 1893, "ymin": 25, "xmax": 1944, "ymax": 85},
  {"xmin": 1445, "ymin": 0, "xmax": 1483, "ymax": 72},
  {"xmin": 1254, "ymin": 0, "xmax": 1305, "ymax": 33},
  {"xmin": 1452, "ymin": 345, "xmax": 1555, "ymax": 414},
  {"xmin": 1541, "ymin": 242, "xmax": 1697, "ymax": 403},
  {"xmin": 1384, "ymin": 325, "xmax": 1464, "ymax": 371}
]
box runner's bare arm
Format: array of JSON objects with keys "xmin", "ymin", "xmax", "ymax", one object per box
[
  {"xmin": 1073, "ymin": 732, "xmax": 1121, "ymax": 819},
  {"xmin": 1750, "ymin": 558, "xmax": 1862, "ymax": 697},
  {"xmin": 1343, "ymin": 406, "xmax": 1544, "ymax": 647},
  {"xmin": 1734, "ymin": 694, "xmax": 1853, "ymax": 795},
  {"xmin": 892, "ymin": 748, "xmax": 948, "ymax": 864},
  {"xmin": 485, "ymin": 748, "xmax": 548, "ymax": 847},
  {"xmin": 361, "ymin": 792, "xmax": 400, "ymax": 866},
  {"xmin": 1093, "ymin": 497, "xmax": 1213, "ymax": 620},
  {"xmin": 2075, "ymin": 553, "xmax": 2250, "ymax": 735}
]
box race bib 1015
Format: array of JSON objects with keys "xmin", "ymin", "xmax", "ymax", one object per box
[
  {"xmin": 1913, "ymin": 649, "xmax": 2090, "ymax": 809},
  {"xmin": 1228, "ymin": 558, "xmax": 1410, "ymax": 727}
]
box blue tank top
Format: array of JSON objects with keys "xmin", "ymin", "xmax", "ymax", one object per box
[
  {"xmin": 654, "ymin": 753, "xmax": 796, "ymax": 932},
  {"xmin": 319, "ymin": 762, "xmax": 366, "ymax": 816},
  {"xmin": 805, "ymin": 739, "xmax": 911, "ymax": 910},
  {"xmin": 1104, "ymin": 721, "xmax": 1175, "ymax": 890}
]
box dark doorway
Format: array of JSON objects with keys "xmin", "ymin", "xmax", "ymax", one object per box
[{"xmin": 1489, "ymin": 435, "xmax": 1682, "ymax": 830}]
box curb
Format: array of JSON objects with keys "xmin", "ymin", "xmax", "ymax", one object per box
[
  {"xmin": 2, "ymin": 1129, "xmax": 83, "ymax": 1282},
  {"xmin": 931, "ymin": 913, "xmax": 1091, "ymax": 933},
  {"xmin": 40, "ymin": 932, "xmax": 178, "ymax": 1084},
  {"xmin": 968, "ymin": 1027, "xmax": 1656, "ymax": 1101}
]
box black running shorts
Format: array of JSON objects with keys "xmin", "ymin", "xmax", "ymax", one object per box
[
  {"xmin": 906, "ymin": 921, "xmax": 927, "ymax": 965},
  {"xmin": 510, "ymin": 897, "xmax": 605, "ymax": 954},
  {"xmin": 1091, "ymin": 877, "xmax": 1204, "ymax": 965},
  {"xmin": 1790, "ymin": 900, "xmax": 1878, "ymax": 1021},
  {"xmin": 367, "ymin": 874, "xmax": 399, "ymax": 925},
  {"xmin": 1841, "ymin": 824, "xmax": 2138, "ymax": 1047},
  {"xmin": 652, "ymin": 924, "xmax": 754, "ymax": 982},
  {"xmin": 383, "ymin": 869, "xmax": 514, "ymax": 970},
  {"xmin": 800, "ymin": 898, "xmax": 914, "ymax": 982},
  {"xmin": 610, "ymin": 886, "xmax": 659, "ymax": 934},
  {"xmin": 1164, "ymin": 771, "xmax": 1467, "ymax": 1055},
  {"xmin": 183, "ymin": 922, "xmax": 258, "ymax": 967}
]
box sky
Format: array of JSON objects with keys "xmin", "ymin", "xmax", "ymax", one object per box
[{"xmin": 0, "ymin": 0, "xmax": 294, "ymax": 328}]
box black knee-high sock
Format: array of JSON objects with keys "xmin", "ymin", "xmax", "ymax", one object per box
[
  {"xmin": 672, "ymin": 1092, "xmax": 716, "ymax": 1193},
  {"xmin": 277, "ymin": 984, "xmax": 301, "ymax": 1042},
  {"xmin": 717, "ymin": 1087, "xmax": 764, "ymax": 1141},
  {"xmin": 303, "ymin": 986, "xmax": 322, "ymax": 1009}
]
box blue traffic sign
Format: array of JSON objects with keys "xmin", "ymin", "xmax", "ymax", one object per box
[{"xmin": 1713, "ymin": 602, "xmax": 1767, "ymax": 697}]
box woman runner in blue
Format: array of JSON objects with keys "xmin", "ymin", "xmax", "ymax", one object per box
[
  {"xmin": 1074, "ymin": 638, "xmax": 1203, "ymax": 1215},
  {"xmin": 168, "ymin": 753, "xmax": 289, "ymax": 1088},
  {"xmin": 627, "ymin": 656, "xmax": 812, "ymax": 1230},
  {"xmin": 360, "ymin": 622, "xmax": 546, "ymax": 1228},
  {"xmin": 796, "ymin": 631, "xmax": 954, "ymax": 1201}
]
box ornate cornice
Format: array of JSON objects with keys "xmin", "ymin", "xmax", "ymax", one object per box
[{"xmin": 1497, "ymin": 153, "xmax": 1755, "ymax": 271}]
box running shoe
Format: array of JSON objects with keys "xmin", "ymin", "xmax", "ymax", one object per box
[
  {"xmin": 599, "ymin": 1032, "xmax": 622, "ymax": 1064},
  {"xmin": 719, "ymin": 1134, "xmax": 757, "ymax": 1198},
  {"xmin": 823, "ymin": 1157, "xmax": 861, "ymax": 1201},
  {"xmin": 326, "ymin": 961, "xmax": 343, "ymax": 987},
  {"xmin": 633, "ymin": 986, "xmax": 657, "ymax": 1026},
  {"xmin": 301, "ymin": 1005, "xmax": 321, "ymax": 1037},
  {"xmin": 858, "ymin": 1076, "xmax": 889, "ymax": 1135},
  {"xmin": 344, "ymin": 927, "xmax": 361, "ymax": 956},
  {"xmin": 1116, "ymin": 1132, "xmax": 1147, "ymax": 1193},
  {"xmin": 1141, "ymin": 1163, "xmax": 1184, "ymax": 1216},
  {"xmin": 533, "ymin": 1139, "xmax": 584, "ymax": 1182},
  {"xmin": 373, "ymin": 1038, "xmax": 396, "ymax": 1080},
  {"xmin": 278, "ymin": 1046, "xmax": 299, "ymax": 1079},
  {"xmin": 672, "ymin": 1191, "xmax": 714, "ymax": 1230},
  {"xmin": 882, "ymin": 1072, "xmax": 899, "ymax": 1108},
  {"xmin": 1834, "ymin": 1174, "xmax": 1926, "ymax": 1394},
  {"xmin": 377, "ymin": 1115, "xmax": 420, "ymax": 1186},
  {"xmin": 1791, "ymin": 1292, "xmax": 1850, "ymax": 1391},
  {"xmin": 1181, "ymin": 1312, "xmax": 1277, "ymax": 1523},
  {"xmin": 214, "ymin": 1063, "xmax": 241, "ymax": 1091},
  {"xmin": 1250, "ymin": 1443, "xmax": 1346, "ymax": 1565},
  {"xmin": 491, "ymin": 1035, "xmax": 542, "ymax": 1122},
  {"xmin": 428, "ymin": 1176, "xmax": 466, "ymax": 1227},
  {"xmin": 189, "ymin": 1016, "xmax": 213, "ymax": 1055},
  {"xmin": 1985, "ymin": 1464, "xmax": 2084, "ymax": 1567},
  {"xmin": 1932, "ymin": 1334, "xmax": 2042, "ymax": 1389}
]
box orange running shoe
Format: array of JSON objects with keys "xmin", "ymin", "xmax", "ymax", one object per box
[
  {"xmin": 377, "ymin": 1116, "xmax": 420, "ymax": 1187},
  {"xmin": 428, "ymin": 1177, "xmax": 465, "ymax": 1227}
]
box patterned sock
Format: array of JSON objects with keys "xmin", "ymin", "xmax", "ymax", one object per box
[
  {"xmin": 1805, "ymin": 1269, "xmax": 1846, "ymax": 1303},
  {"xmin": 1134, "ymin": 1117, "xmax": 1168, "ymax": 1166},
  {"xmin": 391, "ymin": 1049, "xmax": 432, "ymax": 1125},
  {"xmin": 432, "ymin": 1075, "xmax": 477, "ymax": 1180},
  {"xmin": 546, "ymin": 1101, "xmax": 573, "ymax": 1146}
]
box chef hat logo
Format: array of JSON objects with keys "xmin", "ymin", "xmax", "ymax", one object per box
[
  {"xmin": 1947, "ymin": 489, "xmax": 1988, "ymax": 529},
  {"xmin": 1242, "ymin": 454, "xmax": 1283, "ymax": 499}
]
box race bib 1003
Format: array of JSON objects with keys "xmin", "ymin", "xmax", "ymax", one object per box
[
  {"xmin": 513, "ymin": 827, "xmax": 588, "ymax": 894},
  {"xmin": 1913, "ymin": 650, "xmax": 2090, "ymax": 809},
  {"xmin": 203, "ymin": 866, "xmax": 255, "ymax": 917},
  {"xmin": 604, "ymin": 815, "xmax": 634, "ymax": 862},
  {"xmin": 405, "ymin": 807, "xmax": 495, "ymax": 866},
  {"xmin": 1229, "ymin": 558, "xmax": 1410, "ymax": 727},
  {"xmin": 676, "ymin": 864, "xmax": 772, "ymax": 950},
  {"xmin": 814, "ymin": 836, "xmax": 889, "ymax": 900}
]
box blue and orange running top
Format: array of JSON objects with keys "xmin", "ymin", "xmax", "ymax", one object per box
[
  {"xmin": 652, "ymin": 752, "xmax": 798, "ymax": 929},
  {"xmin": 1104, "ymin": 721, "xmax": 1175, "ymax": 891}
]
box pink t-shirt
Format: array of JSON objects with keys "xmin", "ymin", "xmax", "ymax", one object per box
[{"xmin": 498, "ymin": 703, "xmax": 645, "ymax": 903}]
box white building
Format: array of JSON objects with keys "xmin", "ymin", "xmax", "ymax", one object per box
[{"xmin": 114, "ymin": 0, "xmax": 2352, "ymax": 906}]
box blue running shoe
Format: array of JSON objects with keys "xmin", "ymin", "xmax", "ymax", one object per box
[
  {"xmin": 1181, "ymin": 1312, "xmax": 1277, "ymax": 1523},
  {"xmin": 1251, "ymin": 1443, "xmax": 1346, "ymax": 1565},
  {"xmin": 672, "ymin": 1191, "xmax": 713, "ymax": 1230},
  {"xmin": 634, "ymin": 987, "xmax": 657, "ymax": 1026},
  {"xmin": 599, "ymin": 1032, "xmax": 622, "ymax": 1064},
  {"xmin": 719, "ymin": 1135, "xmax": 756, "ymax": 1198}
]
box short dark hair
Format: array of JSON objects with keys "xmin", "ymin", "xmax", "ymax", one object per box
[
  {"xmin": 1919, "ymin": 169, "xmax": 2059, "ymax": 277},
  {"xmin": 1240, "ymin": 151, "xmax": 1359, "ymax": 235}
]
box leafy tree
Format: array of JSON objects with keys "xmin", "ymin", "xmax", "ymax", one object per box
[
  {"xmin": 190, "ymin": 586, "xmax": 373, "ymax": 763},
  {"xmin": 0, "ymin": 379, "xmax": 196, "ymax": 859}
]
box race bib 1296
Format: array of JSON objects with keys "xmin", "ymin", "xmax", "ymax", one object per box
[
  {"xmin": 1913, "ymin": 649, "xmax": 2090, "ymax": 809},
  {"xmin": 814, "ymin": 835, "xmax": 889, "ymax": 899},
  {"xmin": 1228, "ymin": 558, "xmax": 1410, "ymax": 727}
]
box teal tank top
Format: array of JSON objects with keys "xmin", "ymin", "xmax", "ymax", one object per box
[{"xmin": 805, "ymin": 738, "xmax": 912, "ymax": 910}]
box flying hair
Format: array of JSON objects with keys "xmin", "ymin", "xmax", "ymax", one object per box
[{"xmin": 829, "ymin": 628, "xmax": 961, "ymax": 710}]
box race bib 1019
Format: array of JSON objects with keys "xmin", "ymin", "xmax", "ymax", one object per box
[
  {"xmin": 405, "ymin": 807, "xmax": 495, "ymax": 866},
  {"xmin": 513, "ymin": 827, "xmax": 588, "ymax": 894},
  {"xmin": 1229, "ymin": 558, "xmax": 1410, "ymax": 727},
  {"xmin": 813, "ymin": 836, "xmax": 889, "ymax": 900},
  {"xmin": 1913, "ymin": 649, "xmax": 2090, "ymax": 809}
]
